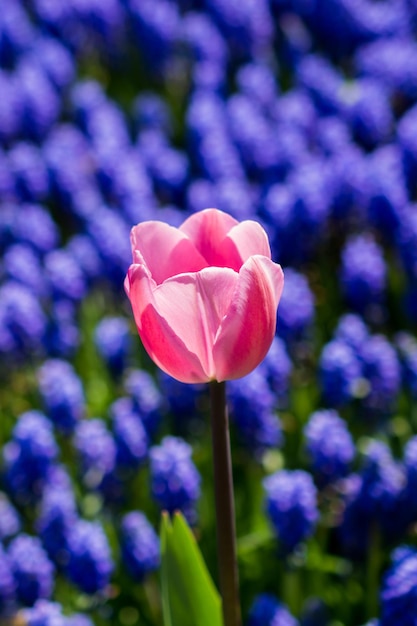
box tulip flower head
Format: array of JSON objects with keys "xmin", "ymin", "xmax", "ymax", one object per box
[{"xmin": 125, "ymin": 208, "xmax": 284, "ymax": 383}]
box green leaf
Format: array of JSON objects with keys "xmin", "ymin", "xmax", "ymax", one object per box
[{"xmin": 160, "ymin": 511, "xmax": 223, "ymax": 626}]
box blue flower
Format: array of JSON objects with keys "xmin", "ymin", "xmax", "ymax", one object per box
[
  {"xmin": 120, "ymin": 511, "xmax": 160, "ymax": 580},
  {"xmin": 150, "ymin": 436, "xmax": 201, "ymax": 523},
  {"xmin": 8, "ymin": 534, "xmax": 54, "ymax": 606},
  {"xmin": 304, "ymin": 409, "xmax": 355, "ymax": 486},
  {"xmin": 381, "ymin": 546, "xmax": 417, "ymax": 626},
  {"xmin": 66, "ymin": 520, "xmax": 113, "ymax": 594},
  {"xmin": 228, "ymin": 369, "xmax": 282, "ymax": 453},
  {"xmin": 38, "ymin": 359, "xmax": 85, "ymax": 433},
  {"xmin": 340, "ymin": 233, "xmax": 387, "ymax": 317},
  {"xmin": 247, "ymin": 593, "xmax": 299, "ymax": 626},
  {"xmin": 264, "ymin": 469, "xmax": 318, "ymax": 554}
]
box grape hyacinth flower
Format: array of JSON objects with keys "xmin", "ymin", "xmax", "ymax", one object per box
[
  {"xmin": 94, "ymin": 316, "xmax": 131, "ymax": 375},
  {"xmin": 110, "ymin": 398, "xmax": 149, "ymax": 469},
  {"xmin": 73, "ymin": 419, "xmax": 117, "ymax": 490},
  {"xmin": 0, "ymin": 281, "xmax": 47, "ymax": 359},
  {"xmin": 36, "ymin": 477, "xmax": 78, "ymax": 567},
  {"xmin": 227, "ymin": 369, "xmax": 282, "ymax": 453},
  {"xmin": 66, "ymin": 520, "xmax": 113, "ymax": 594},
  {"xmin": 8, "ymin": 534, "xmax": 54, "ymax": 606},
  {"xmin": 304, "ymin": 409, "xmax": 355, "ymax": 487},
  {"xmin": 150, "ymin": 436, "xmax": 201, "ymax": 523},
  {"xmin": 38, "ymin": 359, "xmax": 85, "ymax": 433},
  {"xmin": 276, "ymin": 268, "xmax": 314, "ymax": 345},
  {"xmin": 120, "ymin": 511, "xmax": 160, "ymax": 580},
  {"xmin": 0, "ymin": 493, "xmax": 20, "ymax": 541},
  {"xmin": 20, "ymin": 600, "xmax": 67, "ymax": 626},
  {"xmin": 0, "ymin": 544, "xmax": 16, "ymax": 616},
  {"xmin": 263, "ymin": 469, "xmax": 318, "ymax": 554},
  {"xmin": 340, "ymin": 442, "xmax": 405, "ymax": 556},
  {"xmin": 3, "ymin": 411, "xmax": 58, "ymax": 503},
  {"xmin": 381, "ymin": 546, "xmax": 417, "ymax": 626},
  {"xmin": 319, "ymin": 339, "xmax": 362, "ymax": 406},
  {"xmin": 247, "ymin": 593, "xmax": 298, "ymax": 626},
  {"xmin": 340, "ymin": 233, "xmax": 387, "ymax": 318},
  {"xmin": 124, "ymin": 369, "xmax": 163, "ymax": 437},
  {"xmin": 359, "ymin": 334, "xmax": 401, "ymax": 414}
]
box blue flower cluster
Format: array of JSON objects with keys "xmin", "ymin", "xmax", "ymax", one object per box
[{"xmin": 1, "ymin": 0, "xmax": 417, "ymax": 623}]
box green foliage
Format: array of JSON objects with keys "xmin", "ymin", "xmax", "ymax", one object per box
[{"xmin": 160, "ymin": 512, "xmax": 223, "ymax": 626}]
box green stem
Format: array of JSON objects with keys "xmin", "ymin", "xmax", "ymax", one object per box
[{"xmin": 209, "ymin": 381, "xmax": 242, "ymax": 626}]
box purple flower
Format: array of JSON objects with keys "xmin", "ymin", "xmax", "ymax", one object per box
[
  {"xmin": 110, "ymin": 398, "xmax": 149, "ymax": 468},
  {"xmin": 38, "ymin": 359, "xmax": 85, "ymax": 432},
  {"xmin": 367, "ymin": 145, "xmax": 408, "ymax": 241},
  {"xmin": 74, "ymin": 419, "xmax": 116, "ymax": 490},
  {"xmin": 381, "ymin": 546, "xmax": 417, "ymax": 626},
  {"xmin": 236, "ymin": 62, "xmax": 279, "ymax": 113},
  {"xmin": 248, "ymin": 593, "xmax": 299, "ymax": 626},
  {"xmin": 319, "ymin": 339, "xmax": 362, "ymax": 406},
  {"xmin": 16, "ymin": 59, "xmax": 60, "ymax": 141},
  {"xmin": 0, "ymin": 544, "xmax": 16, "ymax": 614},
  {"xmin": 359, "ymin": 334, "xmax": 401, "ymax": 414},
  {"xmin": 29, "ymin": 36, "xmax": 75, "ymax": 92},
  {"xmin": 276, "ymin": 268, "xmax": 315, "ymax": 344},
  {"xmin": 395, "ymin": 332, "xmax": 417, "ymax": 398},
  {"xmin": 127, "ymin": 0, "xmax": 180, "ymax": 74},
  {"xmin": 120, "ymin": 511, "xmax": 160, "ymax": 580},
  {"xmin": 228, "ymin": 369, "xmax": 282, "ymax": 452},
  {"xmin": 8, "ymin": 142, "xmax": 49, "ymax": 202},
  {"xmin": 66, "ymin": 520, "xmax": 113, "ymax": 594},
  {"xmin": 182, "ymin": 11, "xmax": 228, "ymax": 67},
  {"xmin": 3, "ymin": 411, "xmax": 58, "ymax": 502},
  {"xmin": 296, "ymin": 54, "xmax": 344, "ymax": 115},
  {"xmin": 8, "ymin": 534, "xmax": 54, "ymax": 606},
  {"xmin": 340, "ymin": 442, "xmax": 405, "ymax": 555},
  {"xmin": 304, "ymin": 409, "xmax": 355, "ymax": 486},
  {"xmin": 264, "ymin": 469, "xmax": 318, "ymax": 554},
  {"xmin": 150, "ymin": 436, "xmax": 201, "ymax": 523},
  {"xmin": 3, "ymin": 244, "xmax": 47, "ymax": 298},
  {"xmin": 10, "ymin": 203, "xmax": 60, "ymax": 254},
  {"xmin": 343, "ymin": 79, "xmax": 393, "ymax": 148},
  {"xmin": 262, "ymin": 336, "xmax": 293, "ymax": 401},
  {"xmin": 124, "ymin": 369, "xmax": 163, "ymax": 437},
  {"xmin": 0, "ymin": 493, "xmax": 20, "ymax": 541},
  {"xmin": 20, "ymin": 600, "xmax": 67, "ymax": 626},
  {"xmin": 340, "ymin": 233, "xmax": 387, "ymax": 317},
  {"xmin": 44, "ymin": 248, "xmax": 87, "ymax": 302},
  {"xmin": 334, "ymin": 313, "xmax": 369, "ymax": 352},
  {"xmin": 94, "ymin": 316, "xmax": 131, "ymax": 375},
  {"xmin": 36, "ymin": 475, "xmax": 78, "ymax": 567},
  {"xmin": 355, "ymin": 37, "xmax": 417, "ymax": 101}
]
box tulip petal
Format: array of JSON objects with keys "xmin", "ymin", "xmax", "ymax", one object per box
[
  {"xmin": 126, "ymin": 264, "xmax": 209, "ymax": 383},
  {"xmin": 130, "ymin": 221, "xmax": 208, "ymax": 285},
  {"xmin": 179, "ymin": 208, "xmax": 238, "ymax": 266},
  {"xmin": 216, "ymin": 220, "xmax": 272, "ymax": 270},
  {"xmin": 127, "ymin": 264, "xmax": 238, "ymax": 383},
  {"xmin": 180, "ymin": 209, "xmax": 272, "ymax": 271},
  {"xmin": 213, "ymin": 256, "xmax": 284, "ymax": 381}
]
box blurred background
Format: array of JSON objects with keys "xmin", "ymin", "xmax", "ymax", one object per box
[{"xmin": 1, "ymin": 0, "xmax": 417, "ymax": 625}]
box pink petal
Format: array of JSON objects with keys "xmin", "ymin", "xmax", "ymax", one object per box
[
  {"xmin": 126, "ymin": 264, "xmax": 238, "ymax": 383},
  {"xmin": 215, "ymin": 220, "xmax": 272, "ymax": 271},
  {"xmin": 180, "ymin": 208, "xmax": 272, "ymax": 271},
  {"xmin": 130, "ymin": 221, "xmax": 208, "ymax": 285},
  {"xmin": 126, "ymin": 264, "xmax": 208, "ymax": 383},
  {"xmin": 213, "ymin": 256, "xmax": 284, "ymax": 381},
  {"xmin": 179, "ymin": 208, "xmax": 238, "ymax": 266}
]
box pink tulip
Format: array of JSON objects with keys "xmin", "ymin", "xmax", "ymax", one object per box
[{"xmin": 125, "ymin": 208, "xmax": 284, "ymax": 384}]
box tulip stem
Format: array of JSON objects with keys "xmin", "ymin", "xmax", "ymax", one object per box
[{"xmin": 209, "ymin": 380, "xmax": 241, "ymax": 626}]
